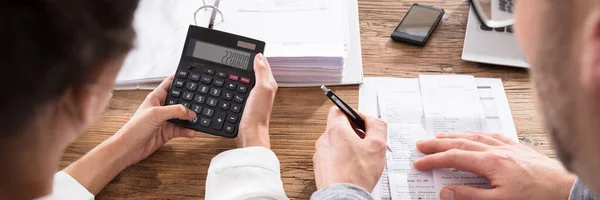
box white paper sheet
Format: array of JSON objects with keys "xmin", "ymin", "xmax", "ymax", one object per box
[
  {"xmin": 363, "ymin": 76, "xmax": 518, "ymax": 200},
  {"xmin": 418, "ymin": 75, "xmax": 491, "ymax": 199},
  {"xmin": 386, "ymin": 124, "xmax": 435, "ymax": 200},
  {"xmin": 429, "ymin": 78, "xmax": 520, "ymax": 200},
  {"xmin": 475, "ymin": 78, "xmax": 518, "ymax": 141},
  {"xmin": 359, "ymin": 78, "xmax": 390, "ymax": 200},
  {"xmin": 213, "ymin": 0, "xmax": 345, "ymax": 58},
  {"xmin": 116, "ymin": 0, "xmax": 209, "ymax": 85},
  {"xmin": 376, "ymin": 78, "xmax": 423, "ymax": 125},
  {"xmin": 418, "ymin": 75, "xmax": 486, "ymax": 136},
  {"xmin": 358, "ymin": 78, "xmax": 380, "ymax": 117}
]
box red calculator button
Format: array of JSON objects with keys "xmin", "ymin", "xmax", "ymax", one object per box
[
  {"xmin": 229, "ymin": 74, "xmax": 239, "ymax": 81},
  {"xmin": 240, "ymin": 77, "xmax": 251, "ymax": 84}
]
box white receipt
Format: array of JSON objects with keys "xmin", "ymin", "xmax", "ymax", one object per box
[
  {"xmin": 362, "ymin": 77, "xmax": 518, "ymax": 200},
  {"xmin": 432, "ymin": 168, "xmax": 491, "ymax": 195},
  {"xmin": 418, "ymin": 75, "xmax": 486, "ymax": 135},
  {"xmin": 372, "ymin": 78, "xmax": 425, "ymax": 200},
  {"xmin": 419, "ymin": 75, "xmax": 490, "ymax": 200},
  {"xmin": 377, "ymin": 78, "xmax": 423, "ymax": 125},
  {"xmin": 387, "ymin": 124, "xmax": 435, "ymax": 200},
  {"xmin": 475, "ymin": 78, "xmax": 518, "ymax": 141},
  {"xmin": 378, "ymin": 167, "xmax": 392, "ymax": 200},
  {"xmin": 359, "ymin": 78, "xmax": 390, "ymax": 200}
]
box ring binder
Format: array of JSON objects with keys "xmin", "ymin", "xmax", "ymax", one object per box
[{"xmin": 194, "ymin": 0, "xmax": 224, "ymax": 28}]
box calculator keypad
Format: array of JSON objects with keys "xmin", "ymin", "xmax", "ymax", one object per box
[
  {"xmin": 202, "ymin": 107, "xmax": 214, "ymax": 117},
  {"xmin": 238, "ymin": 85, "xmax": 248, "ymax": 93},
  {"xmin": 223, "ymin": 92, "xmax": 233, "ymax": 100},
  {"xmin": 182, "ymin": 92, "xmax": 194, "ymax": 101},
  {"xmin": 190, "ymin": 73, "xmax": 201, "ymax": 81},
  {"xmin": 194, "ymin": 95, "xmax": 206, "ymax": 104},
  {"xmin": 167, "ymin": 68, "xmax": 252, "ymax": 137},
  {"xmin": 186, "ymin": 82, "xmax": 198, "ymax": 91},
  {"xmin": 201, "ymin": 76, "xmax": 212, "ymax": 84},
  {"xmin": 167, "ymin": 98, "xmax": 177, "ymax": 105},
  {"xmin": 213, "ymin": 112, "xmax": 226, "ymax": 130},
  {"xmin": 192, "ymin": 104, "xmax": 202, "ymax": 113},
  {"xmin": 226, "ymin": 82, "xmax": 237, "ymax": 90},
  {"xmin": 207, "ymin": 98, "xmax": 218, "ymax": 107},
  {"xmin": 214, "ymin": 79, "xmax": 225, "ymax": 87},
  {"xmin": 231, "ymin": 104, "xmax": 241, "ymax": 113},
  {"xmin": 204, "ymin": 68, "xmax": 215, "ymax": 75},
  {"xmin": 210, "ymin": 88, "xmax": 221, "ymax": 97},
  {"xmin": 171, "ymin": 90, "xmax": 181, "ymax": 98},
  {"xmin": 174, "ymin": 80, "xmax": 185, "ymax": 88},
  {"xmin": 200, "ymin": 118, "xmax": 211, "ymax": 127},
  {"xmin": 178, "ymin": 71, "xmax": 188, "ymax": 78},
  {"xmin": 199, "ymin": 85, "xmax": 209, "ymax": 94}
]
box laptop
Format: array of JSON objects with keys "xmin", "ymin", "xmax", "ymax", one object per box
[{"xmin": 462, "ymin": 0, "xmax": 528, "ymax": 68}]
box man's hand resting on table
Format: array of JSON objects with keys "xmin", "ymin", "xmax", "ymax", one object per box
[
  {"xmin": 313, "ymin": 107, "xmax": 388, "ymax": 193},
  {"xmin": 414, "ymin": 133, "xmax": 576, "ymax": 200}
]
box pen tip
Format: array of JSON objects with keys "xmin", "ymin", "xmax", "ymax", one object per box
[{"xmin": 320, "ymin": 85, "xmax": 328, "ymax": 92}]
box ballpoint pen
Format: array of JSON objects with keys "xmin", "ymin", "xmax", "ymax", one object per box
[
  {"xmin": 321, "ymin": 85, "xmax": 366, "ymax": 131},
  {"xmin": 321, "ymin": 85, "xmax": 393, "ymax": 152}
]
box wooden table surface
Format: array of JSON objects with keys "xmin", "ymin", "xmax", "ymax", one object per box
[{"xmin": 60, "ymin": 0, "xmax": 554, "ymax": 199}]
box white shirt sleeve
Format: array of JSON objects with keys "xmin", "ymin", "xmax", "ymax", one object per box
[
  {"xmin": 205, "ymin": 146, "xmax": 288, "ymax": 200},
  {"xmin": 36, "ymin": 171, "xmax": 94, "ymax": 200}
]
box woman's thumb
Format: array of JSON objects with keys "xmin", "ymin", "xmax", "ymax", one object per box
[{"xmin": 149, "ymin": 105, "xmax": 196, "ymax": 123}]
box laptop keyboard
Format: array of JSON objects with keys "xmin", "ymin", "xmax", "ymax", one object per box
[
  {"xmin": 480, "ymin": 24, "xmax": 513, "ymax": 34},
  {"xmin": 499, "ymin": 0, "xmax": 514, "ymax": 14}
]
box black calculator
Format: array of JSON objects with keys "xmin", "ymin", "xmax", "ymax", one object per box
[{"xmin": 165, "ymin": 25, "xmax": 265, "ymax": 138}]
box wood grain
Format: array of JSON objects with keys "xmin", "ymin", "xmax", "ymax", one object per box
[{"xmin": 59, "ymin": 0, "xmax": 553, "ymax": 199}]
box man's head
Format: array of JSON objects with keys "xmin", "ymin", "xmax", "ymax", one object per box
[
  {"xmin": 514, "ymin": 0, "xmax": 600, "ymax": 194},
  {"xmin": 0, "ymin": 0, "xmax": 138, "ymax": 198}
]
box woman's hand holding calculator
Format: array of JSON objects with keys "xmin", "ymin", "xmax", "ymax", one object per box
[
  {"xmin": 235, "ymin": 54, "xmax": 278, "ymax": 149},
  {"xmin": 110, "ymin": 75, "xmax": 198, "ymax": 166},
  {"xmin": 108, "ymin": 53, "xmax": 277, "ymax": 166}
]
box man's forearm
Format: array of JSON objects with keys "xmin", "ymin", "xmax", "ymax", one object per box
[
  {"xmin": 311, "ymin": 183, "xmax": 374, "ymax": 200},
  {"xmin": 63, "ymin": 137, "xmax": 129, "ymax": 195}
]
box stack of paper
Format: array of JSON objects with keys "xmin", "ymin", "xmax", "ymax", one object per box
[
  {"xmin": 210, "ymin": 0, "xmax": 347, "ymax": 83},
  {"xmin": 359, "ymin": 75, "xmax": 518, "ymax": 200},
  {"xmin": 114, "ymin": 0, "xmax": 363, "ymax": 89}
]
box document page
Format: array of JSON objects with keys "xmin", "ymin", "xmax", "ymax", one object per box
[
  {"xmin": 418, "ymin": 75, "xmax": 486, "ymax": 135},
  {"xmin": 363, "ymin": 76, "xmax": 517, "ymax": 200},
  {"xmin": 377, "ymin": 78, "xmax": 423, "ymax": 125},
  {"xmin": 360, "ymin": 78, "xmax": 391, "ymax": 200},
  {"xmin": 475, "ymin": 78, "xmax": 518, "ymax": 141},
  {"xmin": 419, "ymin": 75, "xmax": 491, "ymax": 199},
  {"xmin": 373, "ymin": 78, "xmax": 423, "ymax": 200},
  {"xmin": 213, "ymin": 0, "xmax": 345, "ymax": 57},
  {"xmin": 425, "ymin": 79, "xmax": 519, "ymax": 198},
  {"xmin": 386, "ymin": 124, "xmax": 435, "ymax": 200},
  {"xmin": 117, "ymin": 0, "xmax": 204, "ymax": 84}
]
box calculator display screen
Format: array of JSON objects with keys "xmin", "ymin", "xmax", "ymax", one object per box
[{"xmin": 191, "ymin": 41, "xmax": 252, "ymax": 70}]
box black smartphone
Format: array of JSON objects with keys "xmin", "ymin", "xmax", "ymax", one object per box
[{"xmin": 391, "ymin": 4, "xmax": 444, "ymax": 46}]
